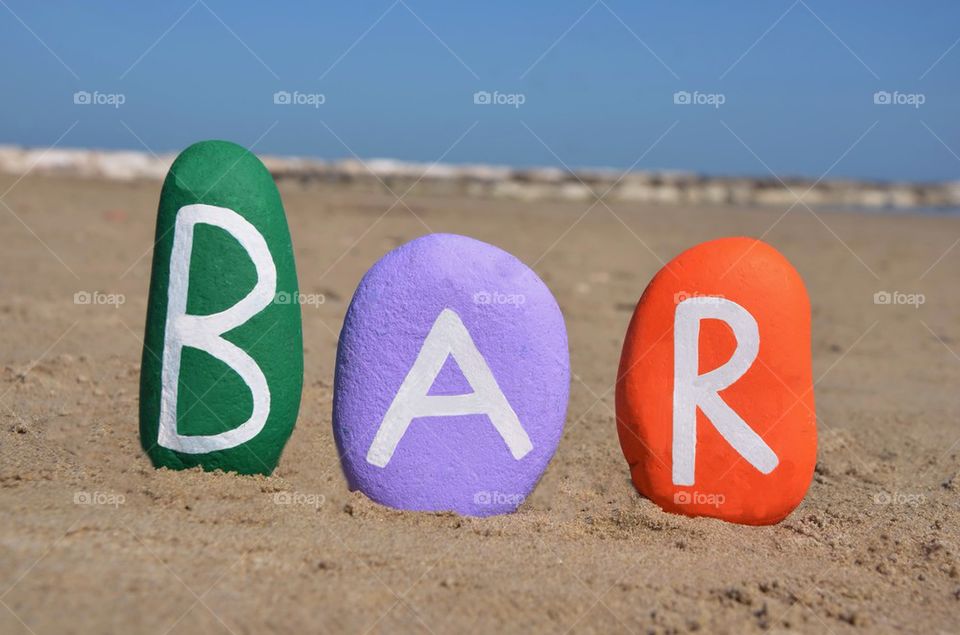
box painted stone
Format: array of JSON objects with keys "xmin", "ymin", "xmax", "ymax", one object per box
[
  {"xmin": 139, "ymin": 140, "xmax": 303, "ymax": 475},
  {"xmin": 616, "ymin": 237, "xmax": 815, "ymax": 525},
  {"xmin": 333, "ymin": 233, "xmax": 569, "ymax": 516}
]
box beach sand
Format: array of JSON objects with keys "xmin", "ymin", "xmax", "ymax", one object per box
[{"xmin": 0, "ymin": 173, "xmax": 958, "ymax": 634}]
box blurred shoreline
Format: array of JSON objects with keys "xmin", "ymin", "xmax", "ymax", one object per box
[{"xmin": 2, "ymin": 144, "xmax": 958, "ymax": 213}]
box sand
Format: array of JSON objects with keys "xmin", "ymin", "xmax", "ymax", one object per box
[{"xmin": 0, "ymin": 173, "xmax": 958, "ymax": 634}]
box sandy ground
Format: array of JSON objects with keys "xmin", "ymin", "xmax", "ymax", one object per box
[{"xmin": 0, "ymin": 173, "xmax": 958, "ymax": 634}]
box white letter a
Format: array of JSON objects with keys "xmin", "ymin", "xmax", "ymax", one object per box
[{"xmin": 366, "ymin": 308, "xmax": 533, "ymax": 468}]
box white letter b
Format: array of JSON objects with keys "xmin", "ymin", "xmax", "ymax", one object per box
[{"xmin": 157, "ymin": 204, "xmax": 276, "ymax": 454}]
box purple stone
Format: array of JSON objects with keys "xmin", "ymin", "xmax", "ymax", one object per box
[{"xmin": 333, "ymin": 234, "xmax": 570, "ymax": 516}]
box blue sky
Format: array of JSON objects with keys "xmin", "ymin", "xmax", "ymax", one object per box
[{"xmin": 1, "ymin": 1, "xmax": 958, "ymax": 181}]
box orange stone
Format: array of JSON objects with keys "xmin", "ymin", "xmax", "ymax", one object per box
[{"xmin": 616, "ymin": 237, "xmax": 816, "ymax": 525}]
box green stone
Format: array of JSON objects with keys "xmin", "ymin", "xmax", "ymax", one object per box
[{"xmin": 139, "ymin": 140, "xmax": 303, "ymax": 475}]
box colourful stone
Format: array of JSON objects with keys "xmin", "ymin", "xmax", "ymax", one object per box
[
  {"xmin": 333, "ymin": 233, "xmax": 569, "ymax": 516},
  {"xmin": 616, "ymin": 237, "xmax": 816, "ymax": 525},
  {"xmin": 139, "ymin": 140, "xmax": 303, "ymax": 475}
]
